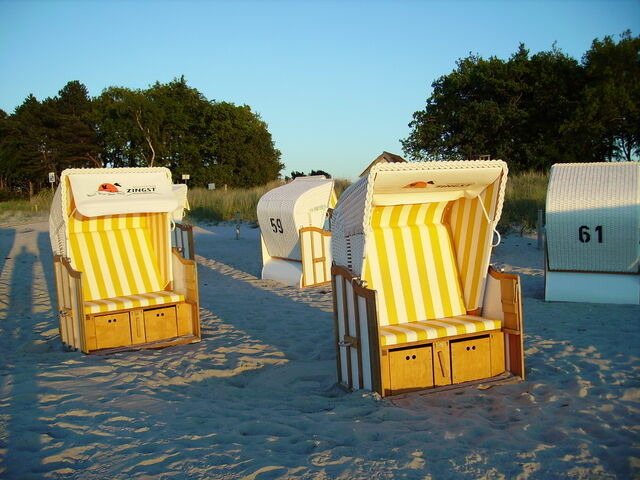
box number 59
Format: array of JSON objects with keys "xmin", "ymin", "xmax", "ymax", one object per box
[{"xmin": 270, "ymin": 218, "xmax": 283, "ymax": 233}]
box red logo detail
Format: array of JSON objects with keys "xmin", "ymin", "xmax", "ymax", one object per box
[
  {"xmin": 403, "ymin": 181, "xmax": 434, "ymax": 189},
  {"xmin": 98, "ymin": 183, "xmax": 121, "ymax": 193}
]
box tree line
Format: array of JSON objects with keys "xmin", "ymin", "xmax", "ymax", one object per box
[
  {"xmin": 0, "ymin": 76, "xmax": 283, "ymax": 196},
  {"xmin": 402, "ymin": 31, "xmax": 639, "ymax": 170}
]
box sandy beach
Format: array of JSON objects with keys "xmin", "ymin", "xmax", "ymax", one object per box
[{"xmin": 0, "ymin": 220, "xmax": 638, "ymax": 479}]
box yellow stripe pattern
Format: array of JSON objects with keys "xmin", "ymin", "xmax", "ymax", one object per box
[
  {"xmin": 363, "ymin": 203, "xmax": 466, "ymax": 326},
  {"xmin": 147, "ymin": 212, "xmax": 171, "ymax": 288},
  {"xmin": 449, "ymin": 180, "xmax": 499, "ymax": 311},
  {"xmin": 379, "ymin": 315, "xmax": 501, "ymax": 347},
  {"xmin": 83, "ymin": 291, "xmax": 183, "ymax": 315},
  {"xmin": 68, "ymin": 212, "xmax": 183, "ymax": 314}
]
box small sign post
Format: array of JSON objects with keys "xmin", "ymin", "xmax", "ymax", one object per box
[
  {"xmin": 48, "ymin": 172, "xmax": 55, "ymax": 191},
  {"xmin": 182, "ymin": 174, "xmax": 190, "ymax": 184}
]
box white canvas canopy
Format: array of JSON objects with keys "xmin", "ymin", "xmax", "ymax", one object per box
[
  {"xmin": 50, "ymin": 167, "xmax": 188, "ymax": 257},
  {"xmin": 545, "ymin": 162, "xmax": 640, "ymax": 304},
  {"xmin": 257, "ymin": 176, "xmax": 336, "ymax": 287}
]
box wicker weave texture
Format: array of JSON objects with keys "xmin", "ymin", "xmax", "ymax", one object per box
[
  {"xmin": 546, "ymin": 162, "xmax": 640, "ymax": 273},
  {"xmin": 257, "ymin": 176, "xmax": 334, "ymax": 261}
]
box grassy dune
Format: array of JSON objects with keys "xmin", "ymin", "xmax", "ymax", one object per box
[
  {"xmin": 0, "ymin": 172, "xmax": 548, "ymax": 232},
  {"xmin": 0, "ymin": 189, "xmax": 53, "ymax": 225},
  {"xmin": 500, "ymin": 170, "xmax": 549, "ymax": 233},
  {"xmin": 186, "ymin": 178, "xmax": 353, "ymax": 224}
]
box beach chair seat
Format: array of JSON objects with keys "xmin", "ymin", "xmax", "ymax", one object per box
[
  {"xmin": 83, "ymin": 291, "xmax": 185, "ymax": 315},
  {"xmin": 378, "ymin": 315, "xmax": 501, "ymax": 347}
]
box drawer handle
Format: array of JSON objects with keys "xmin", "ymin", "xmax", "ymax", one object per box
[
  {"xmin": 466, "ymin": 345, "xmax": 477, "ymax": 351},
  {"xmin": 437, "ymin": 350, "xmax": 446, "ymax": 376}
]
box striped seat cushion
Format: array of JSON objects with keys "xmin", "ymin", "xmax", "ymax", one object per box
[
  {"xmin": 379, "ymin": 315, "xmax": 501, "ymax": 347},
  {"xmin": 83, "ymin": 290, "xmax": 184, "ymax": 315}
]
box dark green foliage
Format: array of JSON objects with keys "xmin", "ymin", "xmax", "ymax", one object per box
[
  {"xmin": 562, "ymin": 31, "xmax": 640, "ymax": 162},
  {"xmin": 0, "ymin": 82, "xmax": 101, "ymax": 194},
  {"xmin": 287, "ymin": 169, "xmax": 332, "ymax": 180},
  {"xmin": 0, "ymin": 77, "xmax": 283, "ymax": 195},
  {"xmin": 403, "ymin": 32, "xmax": 639, "ymax": 170},
  {"xmin": 309, "ymin": 169, "xmax": 331, "ymax": 178}
]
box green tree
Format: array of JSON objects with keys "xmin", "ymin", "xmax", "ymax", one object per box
[
  {"xmin": 0, "ymin": 94, "xmax": 54, "ymax": 196},
  {"xmin": 94, "ymin": 78, "xmax": 282, "ymax": 187},
  {"xmin": 53, "ymin": 81, "xmax": 102, "ymax": 169},
  {"xmin": 0, "ymin": 82, "xmax": 101, "ymax": 195},
  {"xmin": 205, "ymin": 101, "xmax": 282, "ymax": 188},
  {"xmin": 563, "ymin": 31, "xmax": 640, "ymax": 162},
  {"xmin": 402, "ymin": 44, "xmax": 584, "ymax": 171},
  {"xmin": 1, "ymin": 77, "xmax": 283, "ymax": 193},
  {"xmin": 94, "ymin": 86, "xmax": 163, "ymax": 168}
]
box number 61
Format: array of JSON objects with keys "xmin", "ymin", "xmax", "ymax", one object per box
[{"xmin": 579, "ymin": 225, "xmax": 603, "ymax": 243}]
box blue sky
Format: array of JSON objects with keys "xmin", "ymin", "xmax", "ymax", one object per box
[{"xmin": 0, "ymin": 0, "xmax": 638, "ymax": 180}]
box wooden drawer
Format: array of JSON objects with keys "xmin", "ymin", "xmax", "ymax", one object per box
[
  {"xmin": 451, "ymin": 336, "xmax": 492, "ymax": 383},
  {"xmin": 94, "ymin": 312, "xmax": 132, "ymax": 350},
  {"xmin": 144, "ymin": 306, "xmax": 178, "ymax": 342},
  {"xmin": 388, "ymin": 345, "xmax": 434, "ymax": 395}
]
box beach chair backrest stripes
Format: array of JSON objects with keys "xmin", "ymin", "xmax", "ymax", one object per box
[
  {"xmin": 449, "ymin": 178, "xmax": 501, "ymax": 311},
  {"xmin": 67, "ymin": 211, "xmax": 168, "ymax": 302},
  {"xmin": 362, "ymin": 202, "xmax": 467, "ymax": 326}
]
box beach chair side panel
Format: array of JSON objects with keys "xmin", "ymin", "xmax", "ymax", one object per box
[
  {"xmin": 54, "ymin": 255, "xmax": 85, "ymax": 351},
  {"xmin": 300, "ymin": 227, "xmax": 332, "ymax": 287},
  {"xmin": 172, "ymin": 244, "xmax": 201, "ymax": 339},
  {"xmin": 483, "ymin": 266, "xmax": 525, "ymax": 380},
  {"xmin": 332, "ymin": 265, "xmax": 380, "ymax": 393}
]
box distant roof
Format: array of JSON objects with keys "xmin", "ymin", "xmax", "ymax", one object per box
[{"xmin": 359, "ymin": 151, "xmax": 406, "ymax": 177}]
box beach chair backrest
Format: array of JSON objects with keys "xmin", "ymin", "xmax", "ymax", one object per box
[
  {"xmin": 449, "ymin": 178, "xmax": 502, "ymax": 311},
  {"xmin": 67, "ymin": 211, "xmax": 169, "ymax": 302},
  {"xmin": 332, "ymin": 160, "xmax": 507, "ymax": 325},
  {"xmin": 362, "ymin": 202, "xmax": 467, "ymax": 326}
]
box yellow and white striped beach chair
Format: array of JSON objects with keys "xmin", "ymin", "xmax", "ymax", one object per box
[
  {"xmin": 331, "ymin": 159, "xmax": 525, "ymax": 396},
  {"xmin": 50, "ymin": 168, "xmax": 200, "ymax": 354}
]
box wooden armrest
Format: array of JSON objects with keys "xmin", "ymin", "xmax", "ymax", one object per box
[
  {"xmin": 172, "ymin": 247, "xmax": 195, "ymax": 265},
  {"xmin": 55, "ymin": 255, "xmax": 82, "ymax": 279}
]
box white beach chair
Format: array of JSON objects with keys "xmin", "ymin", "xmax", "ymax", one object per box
[
  {"xmin": 331, "ymin": 160, "xmax": 525, "ymax": 397},
  {"xmin": 257, "ymin": 176, "xmax": 336, "ymax": 287},
  {"xmin": 49, "ymin": 167, "xmax": 201, "ymax": 354},
  {"xmin": 545, "ymin": 162, "xmax": 640, "ymax": 304}
]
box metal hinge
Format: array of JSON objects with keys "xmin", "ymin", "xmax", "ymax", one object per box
[{"xmin": 338, "ymin": 334, "xmax": 359, "ymax": 349}]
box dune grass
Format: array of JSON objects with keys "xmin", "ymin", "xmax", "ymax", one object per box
[
  {"xmin": 500, "ymin": 170, "xmax": 549, "ymax": 233},
  {"xmin": 0, "ymin": 189, "xmax": 54, "ymax": 225},
  {"xmin": 186, "ymin": 181, "xmax": 284, "ymax": 224},
  {"xmin": 185, "ymin": 178, "xmax": 354, "ymax": 224},
  {"xmin": 0, "ymin": 171, "xmax": 549, "ymax": 232}
]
